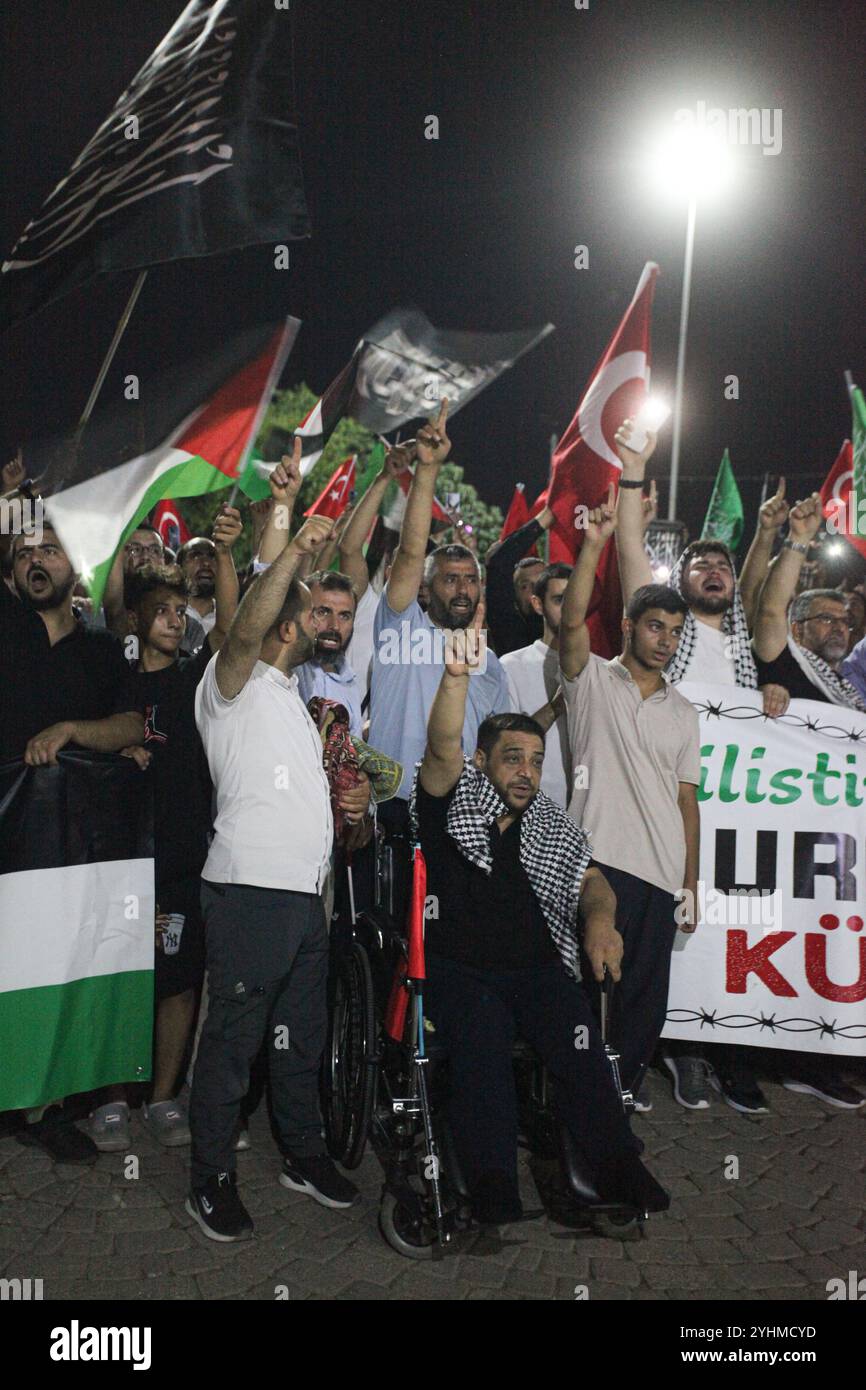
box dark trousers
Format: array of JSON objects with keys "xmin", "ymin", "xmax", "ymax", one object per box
[
  {"xmin": 581, "ymin": 865, "xmax": 678, "ymax": 1095},
  {"xmin": 189, "ymin": 882, "xmax": 328, "ymax": 1189},
  {"xmin": 424, "ymin": 955, "xmax": 639, "ymax": 1198}
]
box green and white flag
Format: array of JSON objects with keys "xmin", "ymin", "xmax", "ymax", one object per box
[
  {"xmin": 29, "ymin": 319, "xmax": 299, "ymax": 607},
  {"xmin": 701, "ymin": 448, "xmax": 744, "ymax": 551},
  {"xmin": 0, "ymin": 755, "xmax": 154, "ymax": 1111},
  {"xmin": 848, "ymin": 373, "xmax": 866, "ymax": 528}
]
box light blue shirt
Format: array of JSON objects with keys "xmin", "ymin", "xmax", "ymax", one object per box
[
  {"xmin": 841, "ymin": 636, "xmax": 866, "ymax": 701},
  {"xmin": 296, "ymin": 659, "xmax": 363, "ymax": 736},
  {"xmin": 369, "ymin": 590, "xmax": 511, "ymax": 800}
]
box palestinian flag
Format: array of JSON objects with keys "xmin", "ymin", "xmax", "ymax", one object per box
[
  {"xmin": 293, "ymin": 349, "xmax": 364, "ymax": 476},
  {"xmin": 305, "ymin": 455, "xmax": 356, "ymax": 520},
  {"xmin": 701, "ymin": 449, "xmax": 744, "ymax": 551},
  {"xmin": 0, "ymin": 754, "xmax": 154, "ymax": 1111},
  {"xmin": 34, "ymin": 317, "xmax": 299, "ymax": 605}
]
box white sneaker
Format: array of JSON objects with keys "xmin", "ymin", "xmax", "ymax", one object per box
[
  {"xmin": 142, "ymin": 1099, "xmax": 191, "ymax": 1147},
  {"xmin": 87, "ymin": 1102, "xmax": 131, "ymax": 1152}
]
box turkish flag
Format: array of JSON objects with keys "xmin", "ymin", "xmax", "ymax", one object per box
[
  {"xmin": 304, "ymin": 455, "xmax": 356, "ymax": 520},
  {"xmin": 500, "ymin": 483, "xmax": 531, "ymax": 540},
  {"xmin": 820, "ymin": 440, "xmax": 866, "ymax": 560},
  {"xmin": 151, "ymin": 499, "xmax": 190, "ymax": 553},
  {"xmin": 546, "ymin": 262, "xmax": 659, "ymax": 655}
]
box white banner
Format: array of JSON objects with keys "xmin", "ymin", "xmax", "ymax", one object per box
[{"xmin": 662, "ymin": 683, "xmax": 866, "ymax": 1056}]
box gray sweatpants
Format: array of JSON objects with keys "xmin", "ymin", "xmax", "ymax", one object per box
[{"xmin": 189, "ymin": 881, "xmax": 328, "ymax": 1189}]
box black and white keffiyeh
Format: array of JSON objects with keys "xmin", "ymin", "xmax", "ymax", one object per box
[
  {"xmin": 666, "ymin": 542, "xmax": 758, "ymax": 688},
  {"xmin": 786, "ymin": 636, "xmax": 866, "ymax": 711},
  {"xmin": 410, "ymin": 758, "xmax": 592, "ymax": 978}
]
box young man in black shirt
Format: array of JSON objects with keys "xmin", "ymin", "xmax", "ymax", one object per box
[
  {"xmin": 412, "ymin": 622, "xmax": 669, "ymax": 1224},
  {"xmin": 119, "ymin": 508, "xmax": 241, "ymax": 1147},
  {"xmin": 3, "ymin": 526, "xmax": 144, "ymax": 1162},
  {"xmin": 483, "ymin": 507, "xmax": 554, "ymax": 656}
]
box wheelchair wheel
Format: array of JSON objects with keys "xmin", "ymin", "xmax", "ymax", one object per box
[
  {"xmin": 378, "ymin": 1190, "xmax": 439, "ymax": 1260},
  {"xmin": 324, "ymin": 940, "xmax": 376, "ymax": 1170}
]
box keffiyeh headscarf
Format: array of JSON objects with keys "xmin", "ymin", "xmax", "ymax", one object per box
[
  {"xmin": 410, "ymin": 758, "xmax": 592, "ymax": 978},
  {"xmin": 786, "ymin": 636, "xmax": 866, "ymax": 711},
  {"xmin": 666, "ymin": 541, "xmax": 758, "ymax": 688}
]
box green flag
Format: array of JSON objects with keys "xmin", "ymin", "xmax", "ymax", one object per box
[
  {"xmin": 848, "ymin": 376, "xmax": 866, "ymax": 521},
  {"xmin": 701, "ymin": 449, "xmax": 744, "ymax": 551}
]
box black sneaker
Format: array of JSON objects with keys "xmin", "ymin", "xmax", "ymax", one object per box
[
  {"xmin": 185, "ymin": 1171, "xmax": 254, "ymax": 1242},
  {"xmin": 279, "ymin": 1154, "xmax": 360, "ymax": 1209},
  {"xmin": 711, "ymin": 1069, "xmax": 769, "ymax": 1114},
  {"xmin": 782, "ymin": 1070, "xmax": 865, "ymax": 1110},
  {"xmin": 16, "ymin": 1107, "xmax": 98, "ymax": 1164}
]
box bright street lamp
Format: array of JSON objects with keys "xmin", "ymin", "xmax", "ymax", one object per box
[{"xmin": 647, "ymin": 121, "xmax": 734, "ymax": 518}]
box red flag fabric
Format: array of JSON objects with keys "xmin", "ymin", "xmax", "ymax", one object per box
[
  {"xmin": 407, "ymin": 846, "xmax": 427, "ymax": 982},
  {"xmin": 500, "ymin": 484, "xmax": 530, "ymax": 540},
  {"xmin": 383, "ymin": 844, "xmax": 428, "ymax": 1040},
  {"xmin": 150, "ymin": 499, "xmax": 190, "ymax": 553},
  {"xmin": 821, "ymin": 440, "xmax": 866, "ymax": 560},
  {"xmin": 304, "ymin": 455, "xmax": 356, "ymax": 520},
  {"xmin": 395, "ymin": 468, "xmax": 452, "ymax": 524},
  {"xmin": 546, "ymin": 262, "xmax": 659, "ymax": 654}
]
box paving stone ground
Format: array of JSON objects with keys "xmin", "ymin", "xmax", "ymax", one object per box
[{"xmin": 1, "ymin": 1073, "xmax": 863, "ymax": 1302}]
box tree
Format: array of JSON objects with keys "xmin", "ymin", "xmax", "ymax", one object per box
[{"xmin": 172, "ymin": 385, "xmax": 503, "ymax": 565}]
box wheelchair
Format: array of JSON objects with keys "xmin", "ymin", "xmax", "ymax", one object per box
[{"xmin": 321, "ymin": 822, "xmax": 655, "ymax": 1258}]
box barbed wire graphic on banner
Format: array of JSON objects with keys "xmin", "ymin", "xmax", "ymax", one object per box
[
  {"xmin": 688, "ymin": 699, "xmax": 866, "ymax": 744},
  {"xmin": 666, "ymin": 1008, "xmax": 866, "ymax": 1040}
]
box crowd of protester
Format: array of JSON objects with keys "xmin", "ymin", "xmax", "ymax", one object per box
[{"xmin": 1, "ymin": 409, "xmax": 865, "ymax": 1241}]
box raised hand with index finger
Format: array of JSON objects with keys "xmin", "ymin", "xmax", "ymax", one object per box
[
  {"xmin": 585, "ymin": 482, "xmax": 618, "ymax": 546},
  {"xmin": 758, "ymin": 476, "xmax": 789, "ymax": 532}
]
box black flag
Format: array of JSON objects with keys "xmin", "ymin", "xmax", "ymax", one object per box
[{"xmin": 0, "ymin": 0, "xmax": 310, "ymax": 330}]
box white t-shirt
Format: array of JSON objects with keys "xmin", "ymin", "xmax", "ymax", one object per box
[
  {"xmin": 688, "ymin": 618, "xmax": 737, "ymax": 686},
  {"xmin": 500, "ymin": 639, "xmax": 571, "ymax": 808},
  {"xmin": 347, "ymin": 583, "xmax": 378, "ymax": 705},
  {"xmin": 195, "ymin": 655, "xmax": 333, "ymax": 893}
]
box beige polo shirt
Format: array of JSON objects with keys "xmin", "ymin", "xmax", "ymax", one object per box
[{"xmin": 561, "ymin": 654, "xmax": 701, "ymax": 895}]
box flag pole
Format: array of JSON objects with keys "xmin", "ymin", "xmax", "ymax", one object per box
[
  {"xmin": 759, "ymin": 471, "xmax": 770, "ymax": 509},
  {"xmin": 75, "ymin": 270, "xmax": 148, "ymax": 443},
  {"xmin": 668, "ymin": 193, "xmax": 697, "ymax": 521}
]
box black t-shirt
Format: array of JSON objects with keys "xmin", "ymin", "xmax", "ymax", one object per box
[
  {"xmin": 133, "ymin": 643, "xmax": 213, "ymax": 887},
  {"xmin": 755, "ymin": 645, "xmax": 830, "ymax": 704},
  {"xmin": 0, "ymin": 581, "xmax": 138, "ymax": 765},
  {"xmin": 414, "ymin": 777, "xmax": 560, "ymax": 969}
]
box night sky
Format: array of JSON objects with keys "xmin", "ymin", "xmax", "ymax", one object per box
[{"xmin": 1, "ymin": 0, "xmax": 864, "ymax": 542}]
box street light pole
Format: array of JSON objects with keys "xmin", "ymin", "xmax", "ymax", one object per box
[{"xmin": 668, "ymin": 192, "xmax": 697, "ymax": 520}]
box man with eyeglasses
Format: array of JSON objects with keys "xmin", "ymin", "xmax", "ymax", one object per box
[
  {"xmin": 753, "ymin": 492, "xmax": 866, "ymax": 713},
  {"xmin": 751, "ymin": 492, "xmax": 866, "ymax": 1110},
  {"xmin": 295, "ymin": 571, "xmax": 362, "ymax": 735},
  {"xmin": 2, "ymin": 525, "xmax": 145, "ymax": 1161}
]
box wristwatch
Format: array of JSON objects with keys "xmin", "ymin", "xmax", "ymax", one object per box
[{"xmin": 782, "ymin": 539, "xmax": 809, "ymax": 555}]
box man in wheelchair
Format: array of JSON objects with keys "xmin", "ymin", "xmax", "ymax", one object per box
[{"xmin": 410, "ymin": 622, "xmax": 669, "ymax": 1226}]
